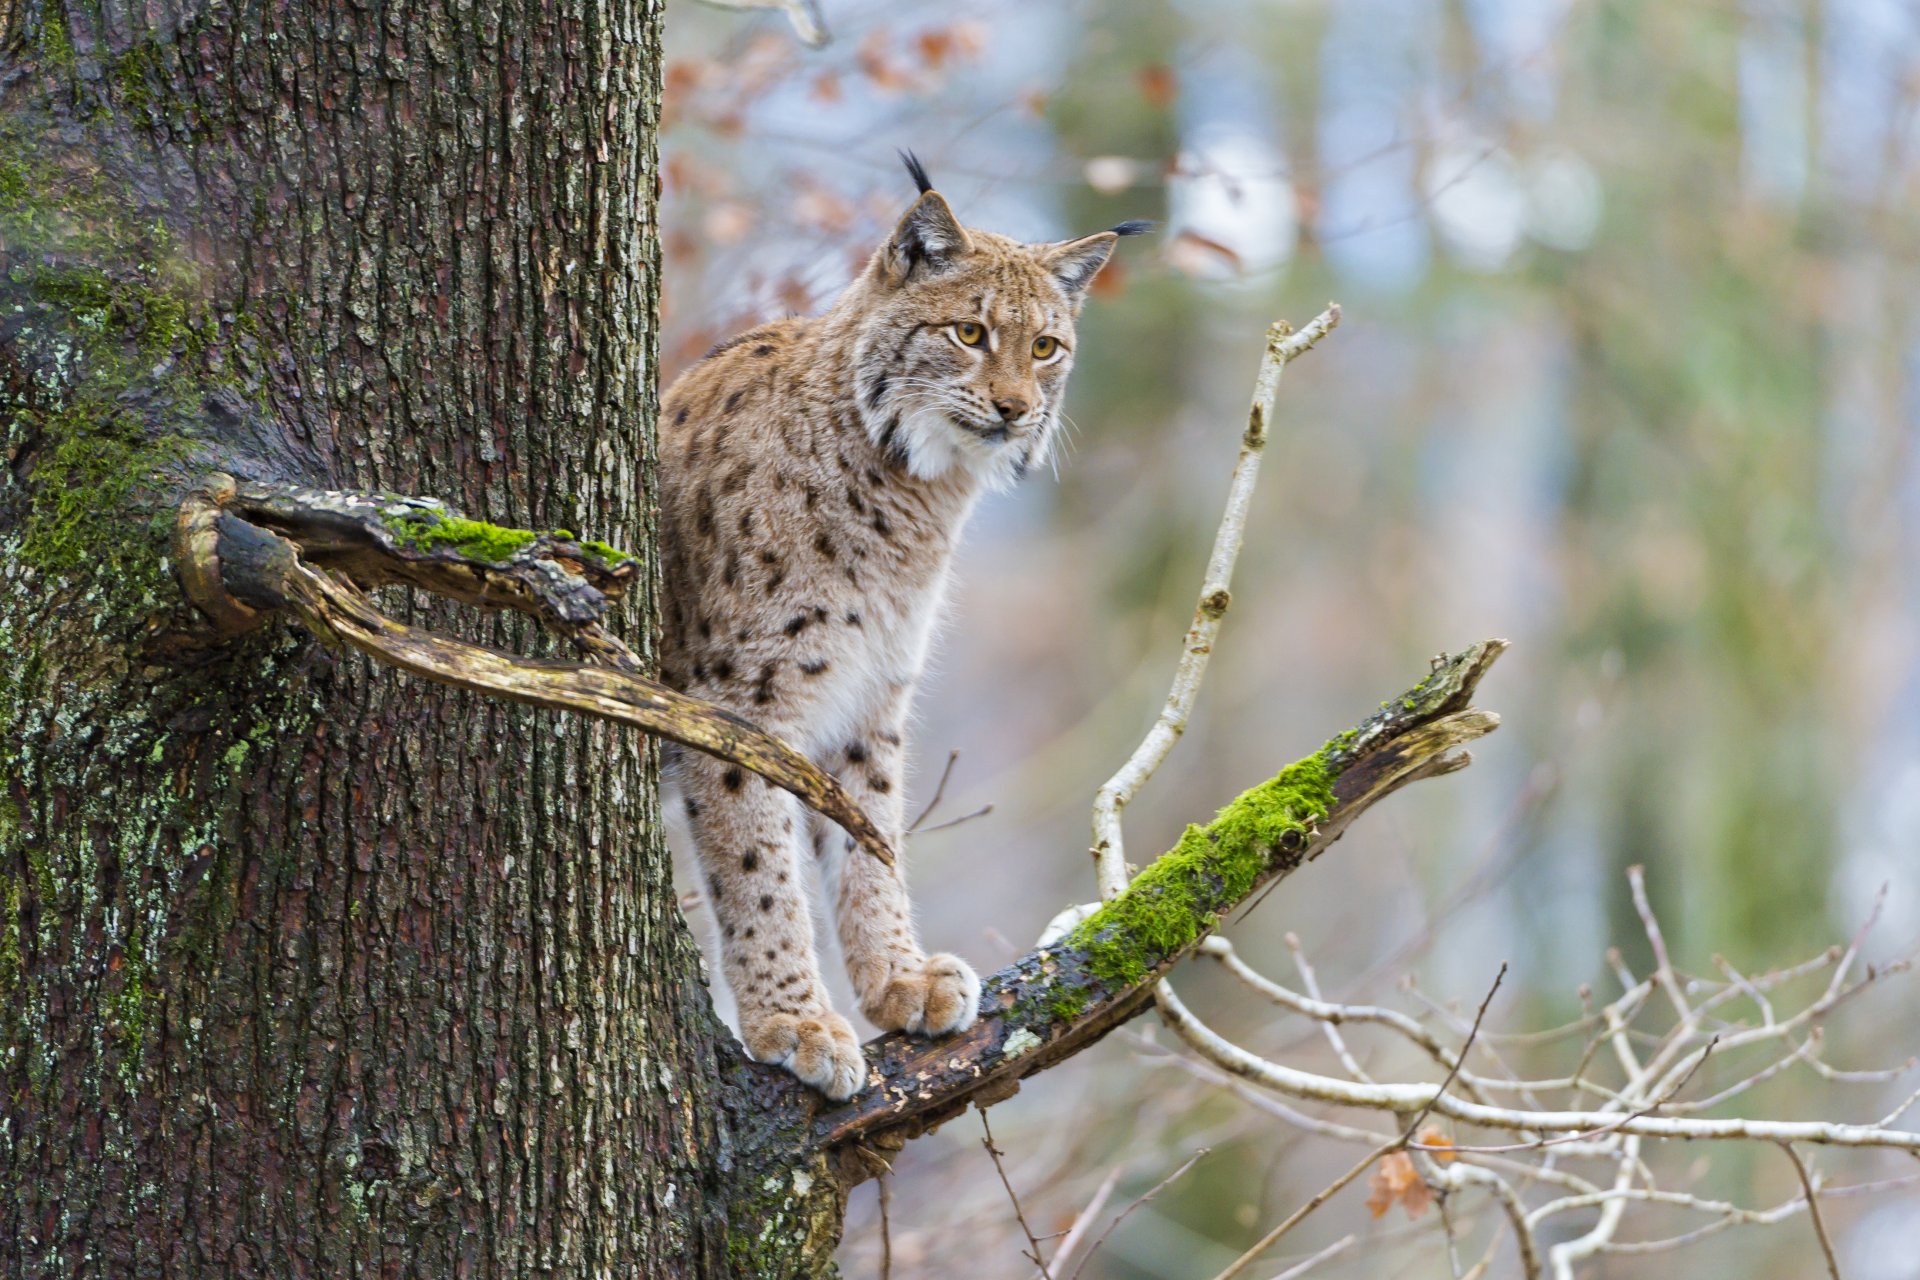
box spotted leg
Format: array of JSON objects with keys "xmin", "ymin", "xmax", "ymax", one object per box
[
  {"xmin": 679, "ymin": 752, "xmax": 865, "ymax": 1099},
  {"xmin": 818, "ymin": 701, "xmax": 981, "ymax": 1036}
]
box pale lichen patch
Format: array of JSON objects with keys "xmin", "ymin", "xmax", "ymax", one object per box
[{"xmin": 1000, "ymin": 1027, "xmax": 1042, "ymax": 1059}]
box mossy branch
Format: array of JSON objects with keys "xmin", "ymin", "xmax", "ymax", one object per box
[
  {"xmin": 174, "ymin": 475, "xmax": 895, "ymax": 865},
  {"xmin": 813, "ymin": 640, "xmax": 1505, "ymax": 1170}
]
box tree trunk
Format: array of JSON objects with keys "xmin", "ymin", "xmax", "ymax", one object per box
[{"xmin": 0, "ymin": 0, "xmax": 840, "ymax": 1274}]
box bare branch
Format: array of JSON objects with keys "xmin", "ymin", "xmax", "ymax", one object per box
[
  {"xmin": 1037, "ymin": 1164, "xmax": 1124, "ymax": 1280},
  {"xmin": 692, "ymin": 0, "xmax": 828, "ymax": 46},
  {"xmin": 1153, "ymin": 983, "xmax": 1920, "ymax": 1150},
  {"xmin": 1090, "ymin": 305, "xmax": 1342, "ymax": 900},
  {"xmin": 1212, "ymin": 964, "xmax": 1510, "ymax": 1279}
]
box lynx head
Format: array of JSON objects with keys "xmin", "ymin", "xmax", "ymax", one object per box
[{"xmin": 841, "ymin": 154, "xmax": 1149, "ymax": 490}]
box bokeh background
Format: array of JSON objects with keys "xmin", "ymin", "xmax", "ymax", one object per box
[{"xmin": 656, "ymin": 1, "xmax": 1920, "ymax": 1275}]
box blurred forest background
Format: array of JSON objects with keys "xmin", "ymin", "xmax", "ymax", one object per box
[{"xmin": 656, "ymin": 0, "xmax": 1920, "ymax": 1275}]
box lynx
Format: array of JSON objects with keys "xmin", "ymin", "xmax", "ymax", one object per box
[{"xmin": 658, "ymin": 156, "xmax": 1144, "ymax": 1100}]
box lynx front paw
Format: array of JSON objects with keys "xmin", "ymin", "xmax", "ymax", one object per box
[
  {"xmin": 862, "ymin": 953, "xmax": 981, "ymax": 1036},
  {"xmin": 742, "ymin": 1010, "xmax": 867, "ymax": 1101}
]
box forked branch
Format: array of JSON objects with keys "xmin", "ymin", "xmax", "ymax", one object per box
[{"xmin": 173, "ymin": 474, "xmax": 894, "ymax": 865}]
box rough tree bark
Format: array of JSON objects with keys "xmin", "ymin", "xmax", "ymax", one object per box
[
  {"xmin": 0, "ymin": 3, "xmax": 1500, "ymax": 1276},
  {"xmin": 0, "ymin": 0, "xmax": 842, "ymax": 1273}
]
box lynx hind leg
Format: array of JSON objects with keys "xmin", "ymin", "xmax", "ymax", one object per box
[
  {"xmin": 816, "ymin": 732, "xmax": 982, "ymax": 1038},
  {"xmin": 680, "ymin": 755, "xmax": 867, "ymax": 1100}
]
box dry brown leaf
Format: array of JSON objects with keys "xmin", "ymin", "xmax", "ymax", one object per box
[
  {"xmin": 703, "ymin": 202, "xmax": 754, "ymax": 246},
  {"xmin": 915, "ymin": 27, "xmax": 955, "ymax": 69},
  {"xmin": 793, "ymin": 186, "xmax": 855, "ymax": 235},
  {"xmin": 857, "ymin": 31, "xmax": 910, "ymax": 92},
  {"xmin": 1417, "ymin": 1126, "xmax": 1456, "ymax": 1164},
  {"xmin": 948, "ymin": 20, "xmax": 987, "ymax": 57},
  {"xmin": 1365, "ymin": 1151, "xmax": 1432, "ymax": 1221}
]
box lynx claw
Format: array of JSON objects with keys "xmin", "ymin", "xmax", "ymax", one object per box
[
  {"xmin": 743, "ymin": 1010, "xmax": 867, "ymax": 1101},
  {"xmin": 863, "ymin": 952, "xmax": 981, "ymax": 1036}
]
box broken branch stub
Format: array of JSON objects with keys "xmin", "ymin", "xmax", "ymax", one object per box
[{"xmin": 174, "ymin": 475, "xmax": 894, "ymax": 865}]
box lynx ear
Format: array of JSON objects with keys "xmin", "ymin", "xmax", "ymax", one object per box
[
  {"xmin": 1041, "ymin": 231, "xmax": 1119, "ymax": 299},
  {"xmin": 886, "ymin": 190, "xmax": 973, "ymax": 284}
]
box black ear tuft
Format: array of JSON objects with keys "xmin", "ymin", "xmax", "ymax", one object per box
[
  {"xmin": 899, "ymin": 150, "xmax": 934, "ymax": 195},
  {"xmin": 1109, "ymin": 219, "xmax": 1156, "ymax": 237}
]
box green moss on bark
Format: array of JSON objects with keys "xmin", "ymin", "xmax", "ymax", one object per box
[
  {"xmin": 383, "ymin": 510, "xmax": 640, "ymax": 568},
  {"xmin": 3, "ymin": 148, "xmax": 215, "ymax": 594},
  {"xmin": 1066, "ymin": 750, "xmax": 1335, "ymax": 986},
  {"xmin": 0, "ymin": 874, "xmax": 21, "ymax": 1004},
  {"xmin": 385, "ymin": 512, "xmax": 540, "ymax": 564},
  {"xmin": 579, "ymin": 538, "xmax": 636, "ymax": 566}
]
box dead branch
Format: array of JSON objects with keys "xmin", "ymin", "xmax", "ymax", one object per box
[
  {"xmin": 174, "ymin": 473, "xmax": 894, "ymax": 865},
  {"xmin": 816, "ymin": 639, "xmax": 1505, "ymax": 1165}
]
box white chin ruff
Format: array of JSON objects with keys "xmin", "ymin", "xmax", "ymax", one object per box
[{"xmin": 886, "ymin": 406, "xmax": 1036, "ymax": 490}]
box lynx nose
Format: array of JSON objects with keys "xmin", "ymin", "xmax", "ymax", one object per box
[{"xmin": 993, "ymin": 396, "xmax": 1029, "ymax": 422}]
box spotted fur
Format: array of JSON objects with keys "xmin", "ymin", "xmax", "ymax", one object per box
[{"xmin": 659, "ymin": 167, "xmax": 1126, "ymax": 1100}]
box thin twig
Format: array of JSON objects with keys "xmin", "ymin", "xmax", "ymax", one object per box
[
  {"xmin": 980, "ymin": 1110, "xmax": 1053, "ymax": 1277},
  {"xmin": 1287, "ymin": 933, "xmax": 1376, "ymax": 1084},
  {"xmin": 1629, "ymin": 864, "xmax": 1692, "ymax": 1024},
  {"xmin": 1403, "ymin": 963, "xmax": 1506, "ymax": 1139},
  {"xmin": 909, "ymin": 749, "xmax": 962, "ymax": 831},
  {"xmin": 1777, "ymin": 1143, "xmax": 1843, "ymax": 1280},
  {"xmin": 1066, "ymin": 1147, "xmax": 1210, "ymax": 1280},
  {"xmin": 913, "ymin": 804, "xmax": 994, "ymax": 835},
  {"xmin": 1038, "ymin": 1164, "xmax": 1124, "ymax": 1280},
  {"xmin": 1269, "ymin": 1233, "xmax": 1357, "ymax": 1280},
  {"xmin": 877, "ymin": 1173, "xmax": 893, "ymax": 1280},
  {"xmin": 1208, "ymin": 1137, "xmax": 1394, "ymax": 1280}
]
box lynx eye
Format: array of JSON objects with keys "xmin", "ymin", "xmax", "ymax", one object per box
[
  {"xmin": 1031, "ymin": 335, "xmax": 1059, "ymax": 360},
  {"xmin": 953, "ymin": 321, "xmax": 987, "ymax": 347}
]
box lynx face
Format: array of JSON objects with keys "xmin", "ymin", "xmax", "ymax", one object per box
[{"xmin": 845, "ymin": 191, "xmax": 1134, "ymax": 490}]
